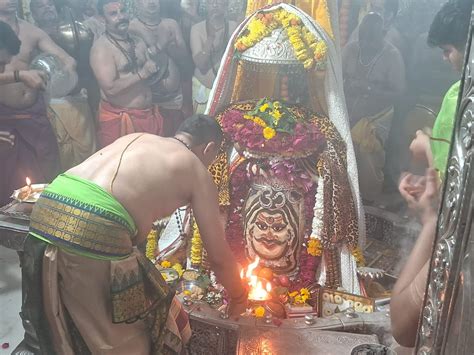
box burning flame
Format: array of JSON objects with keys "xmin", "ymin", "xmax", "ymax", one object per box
[
  {"xmin": 26, "ymin": 177, "xmax": 31, "ymax": 187},
  {"xmin": 240, "ymin": 256, "xmax": 272, "ymax": 301}
]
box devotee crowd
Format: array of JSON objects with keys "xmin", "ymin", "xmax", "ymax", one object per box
[{"xmin": 0, "ymin": 0, "xmax": 472, "ymax": 353}]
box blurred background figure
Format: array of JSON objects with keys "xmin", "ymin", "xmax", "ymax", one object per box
[
  {"xmin": 343, "ymin": 12, "xmax": 405, "ymax": 203},
  {"xmin": 190, "ymin": 0, "xmax": 236, "ymax": 113},
  {"xmin": 130, "ymin": 0, "xmax": 192, "ymax": 136},
  {"xmin": 29, "ymin": 0, "xmax": 97, "ymax": 171},
  {"xmin": 408, "ymin": 1, "xmax": 470, "ymax": 180},
  {"xmin": 0, "ymin": 0, "xmax": 75, "ymax": 206}
]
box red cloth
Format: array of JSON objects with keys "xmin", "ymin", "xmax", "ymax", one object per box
[
  {"xmin": 97, "ymin": 101, "xmax": 163, "ymax": 148},
  {"xmin": 0, "ymin": 97, "xmax": 60, "ymax": 206}
]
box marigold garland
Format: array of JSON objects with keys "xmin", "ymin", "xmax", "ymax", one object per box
[
  {"xmin": 254, "ymin": 306, "xmax": 266, "ymax": 318},
  {"xmin": 146, "ymin": 228, "xmax": 158, "ymax": 261},
  {"xmin": 351, "ymin": 246, "xmax": 366, "ymax": 267},
  {"xmin": 289, "ymin": 288, "xmax": 311, "ymax": 305},
  {"xmin": 161, "ymin": 260, "xmax": 172, "ymax": 268},
  {"xmin": 307, "ymin": 238, "xmax": 322, "ymax": 257},
  {"xmin": 235, "ymin": 9, "xmax": 327, "ymax": 70},
  {"xmin": 191, "ymin": 220, "xmax": 203, "ymax": 267}
]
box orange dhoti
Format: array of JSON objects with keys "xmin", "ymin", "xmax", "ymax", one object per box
[{"xmin": 97, "ymin": 101, "xmax": 163, "ymax": 148}]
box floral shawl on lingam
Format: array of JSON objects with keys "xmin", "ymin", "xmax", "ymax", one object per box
[
  {"xmin": 207, "ymin": 98, "xmax": 362, "ymax": 291},
  {"xmin": 157, "ymin": 4, "xmax": 364, "ymax": 293}
]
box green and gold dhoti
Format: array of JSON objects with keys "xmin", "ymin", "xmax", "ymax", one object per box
[{"xmin": 28, "ymin": 174, "xmax": 191, "ymax": 354}]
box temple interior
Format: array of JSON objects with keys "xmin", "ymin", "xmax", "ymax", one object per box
[{"xmin": 0, "ymin": 0, "xmax": 471, "ymax": 354}]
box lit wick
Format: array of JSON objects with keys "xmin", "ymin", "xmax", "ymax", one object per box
[
  {"xmin": 240, "ymin": 256, "xmax": 273, "ymax": 302},
  {"xmin": 25, "ymin": 177, "xmax": 32, "ymax": 196}
]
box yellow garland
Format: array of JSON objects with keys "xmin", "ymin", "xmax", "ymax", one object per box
[
  {"xmin": 172, "ymin": 263, "xmax": 184, "ymax": 277},
  {"xmin": 145, "ymin": 228, "xmax": 158, "ymax": 261},
  {"xmin": 351, "ymin": 246, "xmax": 366, "ymax": 267},
  {"xmin": 289, "ymin": 288, "xmax": 311, "ymax": 305},
  {"xmin": 235, "ymin": 9, "xmax": 327, "ymax": 70},
  {"xmin": 161, "ymin": 260, "xmax": 172, "ymax": 268},
  {"xmin": 243, "ymin": 100, "xmax": 286, "ymax": 140},
  {"xmin": 263, "ymin": 127, "xmax": 276, "ymax": 140},
  {"xmin": 307, "ymin": 238, "xmax": 323, "ymax": 257},
  {"xmin": 191, "ymin": 220, "xmax": 203, "ymax": 267}
]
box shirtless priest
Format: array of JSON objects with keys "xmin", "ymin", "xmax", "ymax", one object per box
[
  {"xmin": 24, "ymin": 115, "xmax": 248, "ymax": 354},
  {"xmin": 91, "ymin": 0, "xmax": 164, "ymax": 148}
]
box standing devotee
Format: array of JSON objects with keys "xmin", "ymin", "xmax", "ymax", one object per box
[
  {"xmin": 343, "ymin": 13, "xmax": 405, "ymax": 203},
  {"xmin": 0, "ymin": 21, "xmax": 46, "ymax": 88},
  {"xmin": 348, "ymin": 0, "xmax": 402, "ymax": 55},
  {"xmin": 30, "ymin": 0, "xmax": 97, "ymax": 171},
  {"xmin": 83, "ymin": 0, "xmax": 106, "ymax": 41},
  {"xmin": 190, "ymin": 0, "xmax": 236, "ymax": 113},
  {"xmin": 177, "ymin": 0, "xmax": 202, "ymax": 46},
  {"xmin": 0, "ymin": 21, "xmax": 48, "ymax": 153},
  {"xmin": 0, "ymin": 0, "xmax": 76, "ymax": 206},
  {"xmin": 91, "ymin": 0, "xmax": 163, "ymax": 148},
  {"xmin": 129, "ymin": 0, "xmax": 191, "ymax": 136},
  {"xmin": 160, "ymin": 0, "xmax": 200, "ymax": 120},
  {"xmin": 24, "ymin": 115, "xmax": 248, "ymax": 354},
  {"xmin": 409, "ymin": 1, "xmax": 470, "ymax": 181}
]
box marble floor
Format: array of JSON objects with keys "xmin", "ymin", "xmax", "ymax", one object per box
[{"xmin": 0, "ymin": 247, "xmax": 23, "ymax": 353}]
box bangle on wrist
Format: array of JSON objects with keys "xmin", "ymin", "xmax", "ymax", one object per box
[{"xmin": 14, "ymin": 70, "xmax": 20, "ymax": 83}]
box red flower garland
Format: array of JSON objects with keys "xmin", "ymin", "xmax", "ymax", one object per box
[{"xmin": 221, "ymin": 109, "xmax": 326, "ymax": 156}]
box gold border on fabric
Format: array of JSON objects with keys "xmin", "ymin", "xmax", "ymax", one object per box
[{"xmin": 30, "ymin": 196, "xmax": 133, "ymax": 258}]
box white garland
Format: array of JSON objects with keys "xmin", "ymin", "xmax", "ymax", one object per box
[{"xmin": 310, "ymin": 175, "xmax": 324, "ymax": 241}]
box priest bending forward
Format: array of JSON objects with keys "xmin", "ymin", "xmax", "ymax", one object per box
[{"xmin": 24, "ymin": 115, "xmax": 248, "ymax": 354}]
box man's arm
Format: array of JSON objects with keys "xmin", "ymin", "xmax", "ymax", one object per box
[
  {"xmin": 167, "ymin": 20, "xmax": 188, "ymax": 57},
  {"xmin": 391, "ymin": 169, "xmax": 439, "ymax": 347},
  {"xmin": 35, "ymin": 25, "xmax": 76, "ymax": 71},
  {"xmin": 190, "ymin": 23, "xmax": 214, "ymax": 75},
  {"xmin": 90, "ymin": 41, "xmax": 156, "ymax": 97},
  {"xmin": 190, "ymin": 166, "xmax": 246, "ymax": 305},
  {"xmin": 0, "ymin": 69, "xmax": 46, "ymax": 89}
]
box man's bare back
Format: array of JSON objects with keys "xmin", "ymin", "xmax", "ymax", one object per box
[
  {"xmin": 90, "ymin": 35, "xmax": 153, "ymax": 108},
  {"xmin": 68, "ymin": 133, "xmax": 210, "ymax": 242}
]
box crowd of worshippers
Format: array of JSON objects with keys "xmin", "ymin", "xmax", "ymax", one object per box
[
  {"xmin": 0, "ymin": 0, "xmax": 466, "ymax": 208},
  {"xmin": 0, "ymin": 0, "xmax": 243, "ymax": 206}
]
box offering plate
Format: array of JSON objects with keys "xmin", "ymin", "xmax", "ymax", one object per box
[{"xmin": 11, "ymin": 184, "xmax": 48, "ymax": 203}]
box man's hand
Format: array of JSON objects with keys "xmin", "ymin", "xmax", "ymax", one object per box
[
  {"xmin": 227, "ymin": 298, "xmax": 248, "ymax": 318},
  {"xmin": 409, "ymin": 130, "xmax": 432, "ymax": 166},
  {"xmin": 138, "ymin": 59, "xmax": 158, "ymax": 80},
  {"xmin": 19, "ymin": 70, "xmax": 47, "ymax": 90},
  {"xmin": 0, "ymin": 130, "xmax": 15, "ymax": 150},
  {"xmin": 399, "ymin": 169, "xmax": 439, "ymax": 224}
]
